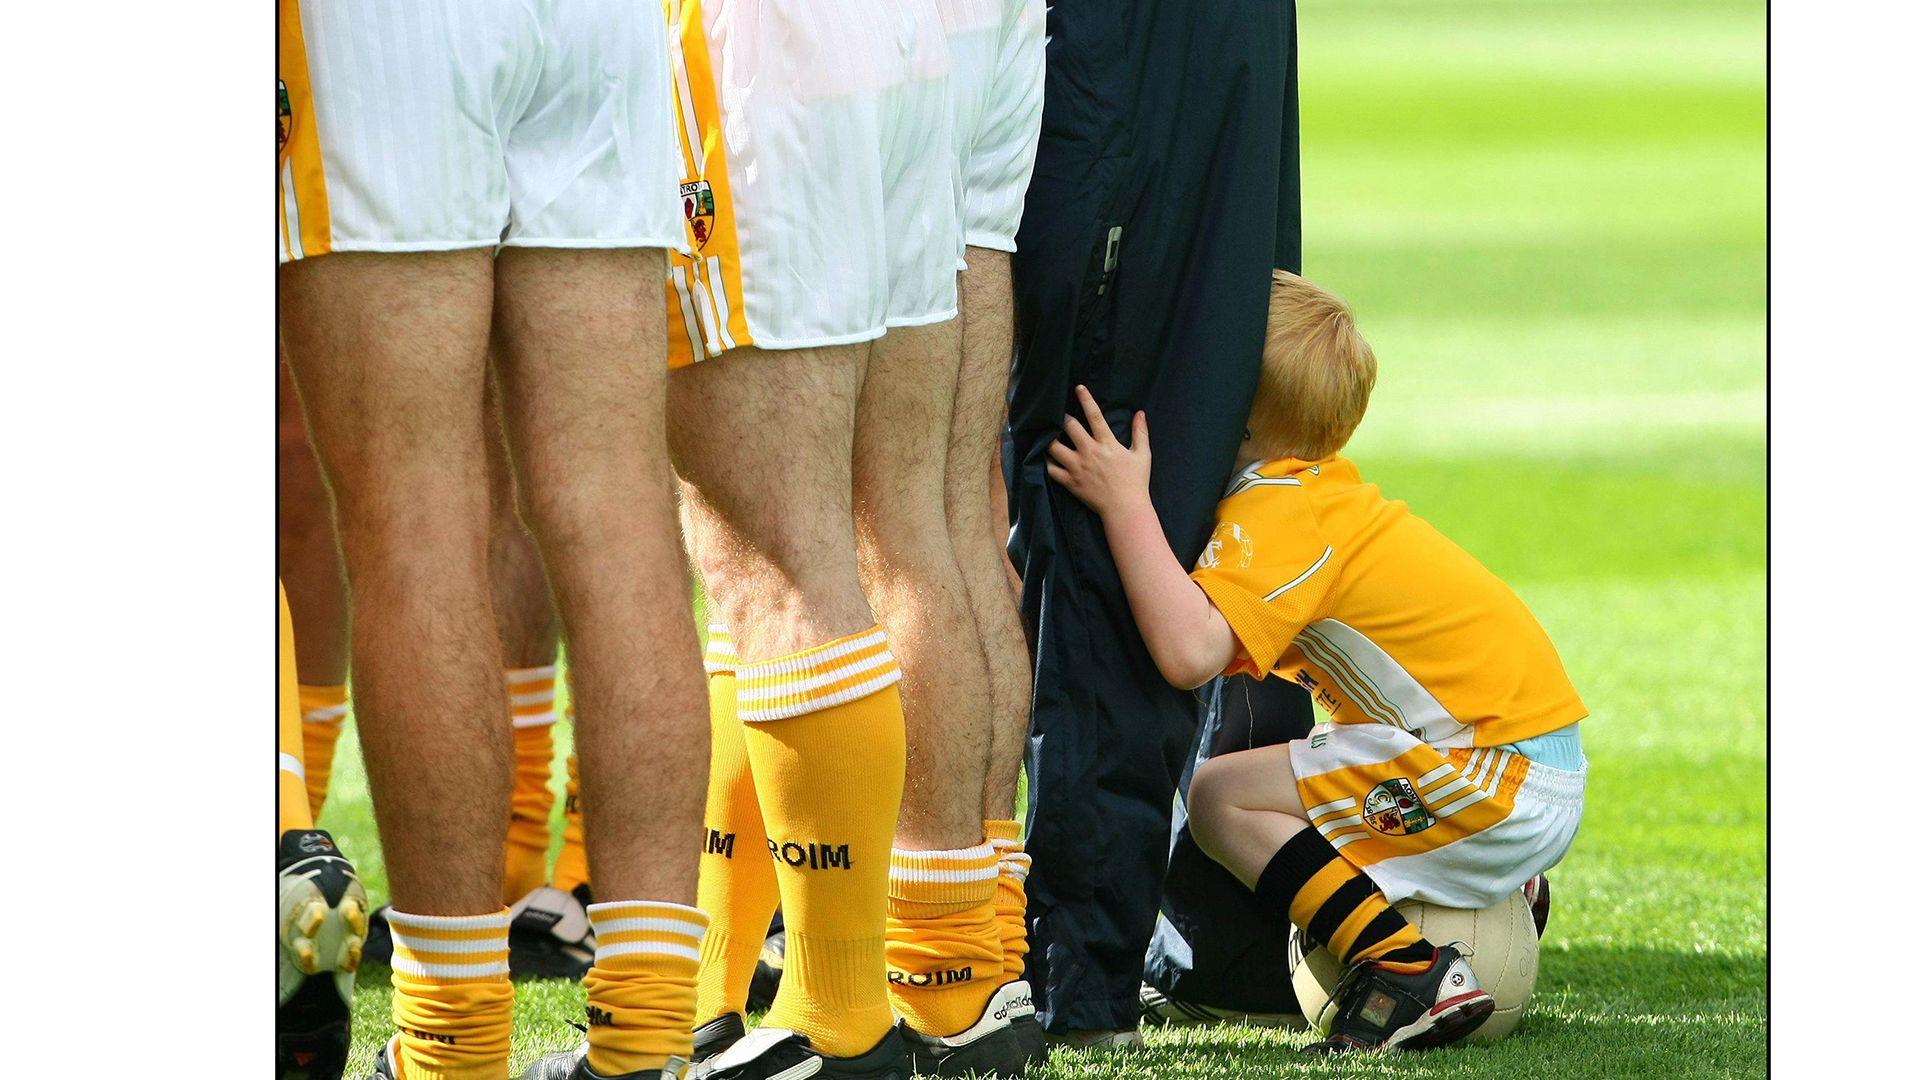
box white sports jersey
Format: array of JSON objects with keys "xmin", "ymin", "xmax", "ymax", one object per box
[{"xmin": 278, "ymin": 0, "xmax": 684, "ymax": 262}]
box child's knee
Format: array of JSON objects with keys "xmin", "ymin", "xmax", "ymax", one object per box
[{"xmin": 1187, "ymin": 758, "xmax": 1235, "ymax": 857}]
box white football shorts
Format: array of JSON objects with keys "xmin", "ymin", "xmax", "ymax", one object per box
[
  {"xmin": 1290, "ymin": 722, "xmax": 1587, "ymax": 910},
  {"xmin": 278, "ymin": 0, "xmax": 684, "ymax": 263},
  {"xmin": 665, "ymin": 0, "xmax": 962, "ymax": 364},
  {"xmin": 940, "ymin": 0, "xmax": 1046, "ymax": 262}
]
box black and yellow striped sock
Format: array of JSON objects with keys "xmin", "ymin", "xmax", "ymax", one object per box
[{"xmin": 1254, "ymin": 828, "xmax": 1432, "ymax": 971}]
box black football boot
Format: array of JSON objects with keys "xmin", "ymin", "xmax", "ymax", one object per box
[
  {"xmin": 895, "ymin": 979, "xmax": 1047, "ymax": 1077},
  {"xmin": 697, "ymin": 1026, "xmax": 911, "ymax": 1080},
  {"xmin": 278, "ymin": 829, "xmax": 368, "ymax": 1080}
]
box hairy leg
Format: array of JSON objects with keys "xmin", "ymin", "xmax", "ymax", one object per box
[
  {"xmin": 485, "ymin": 373, "xmax": 564, "ymax": 904},
  {"xmin": 670, "ymin": 346, "xmax": 874, "ymax": 657},
  {"xmin": 854, "ymin": 318, "xmax": 994, "ymax": 848},
  {"xmin": 950, "ymin": 250, "xmax": 1031, "ymax": 822},
  {"xmin": 1185, "ymin": 744, "xmax": 1310, "ymax": 889},
  {"xmin": 671, "ymin": 343, "xmax": 905, "ymax": 1055},
  {"xmin": 277, "ymin": 352, "xmax": 349, "ymax": 686},
  {"xmin": 280, "ymin": 250, "xmax": 509, "ymax": 914},
  {"xmin": 492, "ymin": 246, "xmax": 706, "ymax": 906},
  {"xmin": 484, "ymin": 375, "xmax": 560, "ymax": 669}
]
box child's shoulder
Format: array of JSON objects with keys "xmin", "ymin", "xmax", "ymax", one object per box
[
  {"xmin": 1220, "ymin": 455, "xmax": 1358, "ymax": 503},
  {"xmin": 1214, "ymin": 458, "xmax": 1336, "ymax": 540}
]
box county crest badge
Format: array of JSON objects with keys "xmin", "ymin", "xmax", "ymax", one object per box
[
  {"xmin": 1196, "ymin": 521, "xmax": 1254, "ymax": 570},
  {"xmin": 1362, "ymin": 777, "xmax": 1435, "ymax": 836},
  {"xmin": 681, "ymin": 180, "xmax": 716, "ymax": 250},
  {"xmin": 278, "ymin": 80, "xmax": 292, "ymax": 152}
]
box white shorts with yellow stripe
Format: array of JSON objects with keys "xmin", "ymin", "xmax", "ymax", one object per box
[
  {"xmin": 1291, "ymin": 723, "xmax": 1586, "ymax": 910},
  {"xmin": 277, "ymin": 0, "xmax": 683, "ymax": 264},
  {"xmin": 940, "ymin": 0, "xmax": 1045, "ymax": 260},
  {"xmin": 664, "ymin": 0, "xmax": 961, "ymax": 366}
]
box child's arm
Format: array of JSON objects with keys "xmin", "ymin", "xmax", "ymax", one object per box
[{"xmin": 1048, "ymin": 385, "xmax": 1240, "ymax": 689}]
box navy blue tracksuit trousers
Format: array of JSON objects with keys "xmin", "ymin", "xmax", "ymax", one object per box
[{"xmin": 1007, "ymin": 0, "xmax": 1303, "ymax": 1031}]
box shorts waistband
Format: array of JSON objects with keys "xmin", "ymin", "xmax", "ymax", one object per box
[{"xmin": 1518, "ymin": 757, "xmax": 1588, "ymax": 810}]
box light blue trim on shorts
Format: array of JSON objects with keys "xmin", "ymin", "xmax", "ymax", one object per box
[{"xmin": 1505, "ymin": 722, "xmax": 1583, "ymax": 772}]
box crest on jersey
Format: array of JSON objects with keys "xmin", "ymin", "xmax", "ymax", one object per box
[
  {"xmin": 1362, "ymin": 778, "xmax": 1435, "ymax": 836},
  {"xmin": 1196, "ymin": 521, "xmax": 1254, "ymax": 570},
  {"xmin": 681, "ymin": 180, "xmax": 716, "ymax": 250},
  {"xmin": 278, "ymin": 80, "xmax": 292, "ymax": 152}
]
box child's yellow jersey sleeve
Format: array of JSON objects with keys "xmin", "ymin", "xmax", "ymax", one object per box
[{"xmin": 1188, "ymin": 484, "xmax": 1339, "ymax": 677}]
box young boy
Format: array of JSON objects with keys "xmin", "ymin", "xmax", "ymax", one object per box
[{"xmin": 1047, "ymin": 271, "xmax": 1587, "ymax": 1053}]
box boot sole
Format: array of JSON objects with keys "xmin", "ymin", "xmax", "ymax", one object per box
[
  {"xmin": 908, "ymin": 1024, "xmax": 1035, "ymax": 1077},
  {"xmin": 1387, "ymin": 990, "xmax": 1495, "ymax": 1051}
]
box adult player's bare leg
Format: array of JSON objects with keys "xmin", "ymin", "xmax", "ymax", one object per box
[
  {"xmin": 280, "ymin": 249, "xmax": 511, "ymax": 917},
  {"xmin": 484, "ymin": 379, "xmax": 565, "ymax": 908},
  {"xmin": 486, "ymin": 380, "xmax": 560, "ymax": 671},
  {"xmin": 491, "ymin": 247, "xmax": 706, "ymax": 906},
  {"xmin": 278, "ymin": 354, "xmax": 349, "ymax": 689},
  {"xmin": 951, "ymin": 249, "xmax": 1032, "ymax": 823},
  {"xmin": 278, "ymin": 353, "xmax": 354, "ymax": 819},
  {"xmin": 671, "ymin": 343, "xmax": 906, "ymax": 1058},
  {"xmin": 854, "ymin": 315, "xmax": 1007, "ymax": 1040},
  {"xmin": 857, "ymin": 317, "xmax": 995, "ymax": 850},
  {"xmin": 494, "ymin": 247, "xmax": 711, "ymax": 1074},
  {"xmin": 672, "ymin": 346, "xmax": 876, "ymax": 658}
]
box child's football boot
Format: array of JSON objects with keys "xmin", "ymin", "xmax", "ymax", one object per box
[{"xmin": 1305, "ymin": 944, "xmax": 1492, "ymax": 1053}]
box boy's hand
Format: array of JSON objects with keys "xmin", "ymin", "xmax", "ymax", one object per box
[{"xmin": 1048, "ymin": 385, "xmax": 1152, "ymax": 516}]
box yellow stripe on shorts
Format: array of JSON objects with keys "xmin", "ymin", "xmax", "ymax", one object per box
[
  {"xmin": 277, "ymin": 0, "xmax": 333, "ymax": 260},
  {"xmin": 1296, "ymin": 742, "xmax": 1521, "ymax": 871},
  {"xmin": 665, "ymin": 0, "xmax": 752, "ymax": 367}
]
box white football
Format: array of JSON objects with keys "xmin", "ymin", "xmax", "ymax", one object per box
[{"xmin": 1287, "ymin": 889, "xmax": 1539, "ymax": 1040}]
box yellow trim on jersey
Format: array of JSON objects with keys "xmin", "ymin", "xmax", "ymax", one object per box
[
  {"xmin": 665, "ymin": 0, "xmax": 752, "ymax": 367},
  {"xmin": 277, "ymin": 0, "xmax": 332, "ymax": 260}
]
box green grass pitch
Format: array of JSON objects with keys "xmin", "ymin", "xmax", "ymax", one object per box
[{"xmin": 315, "ymin": 1, "xmax": 1766, "ymax": 1075}]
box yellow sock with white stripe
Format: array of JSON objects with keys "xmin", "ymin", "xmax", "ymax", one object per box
[
  {"xmin": 504, "ymin": 665, "xmax": 559, "ymax": 905},
  {"xmin": 886, "ymin": 844, "xmax": 1005, "ymax": 1036},
  {"xmin": 583, "ymin": 900, "xmax": 709, "ymax": 1074},
  {"xmin": 279, "ymin": 586, "xmax": 314, "ymax": 836},
  {"xmin": 738, "ymin": 625, "xmax": 906, "ymax": 1057},
  {"xmin": 386, "ymin": 908, "xmax": 515, "ymax": 1080},
  {"xmin": 983, "ymin": 819, "xmax": 1031, "ymax": 981},
  {"xmin": 297, "ymin": 683, "xmax": 348, "ymax": 821},
  {"xmin": 694, "ymin": 625, "xmax": 780, "ymax": 1022}
]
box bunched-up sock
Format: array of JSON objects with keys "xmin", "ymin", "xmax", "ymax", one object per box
[
  {"xmin": 386, "ymin": 908, "xmax": 515, "ymax": 1080},
  {"xmin": 738, "ymin": 625, "xmax": 907, "ymax": 1058},
  {"xmin": 551, "ymin": 745, "xmax": 591, "ymax": 896},
  {"xmin": 297, "ymin": 683, "xmax": 349, "ymax": 821},
  {"xmin": 983, "ymin": 818, "xmax": 1031, "ymax": 981},
  {"xmin": 694, "ymin": 625, "xmax": 780, "ymax": 1023},
  {"xmin": 1255, "ymin": 828, "xmax": 1431, "ymax": 971},
  {"xmin": 583, "ymin": 900, "xmax": 709, "ymax": 1075},
  {"xmin": 503, "ymin": 665, "xmax": 560, "ymax": 905},
  {"xmin": 278, "ymin": 587, "xmax": 314, "ymax": 836},
  {"xmin": 886, "ymin": 844, "xmax": 1005, "ymax": 1036}
]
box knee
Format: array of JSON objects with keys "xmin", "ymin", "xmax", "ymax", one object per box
[
  {"xmin": 1186, "ymin": 758, "xmax": 1238, "ymax": 860},
  {"xmin": 855, "ymin": 506, "xmax": 956, "ymax": 583}
]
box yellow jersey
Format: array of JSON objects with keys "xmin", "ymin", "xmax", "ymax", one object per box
[{"xmin": 1189, "ymin": 455, "xmax": 1585, "ymax": 748}]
